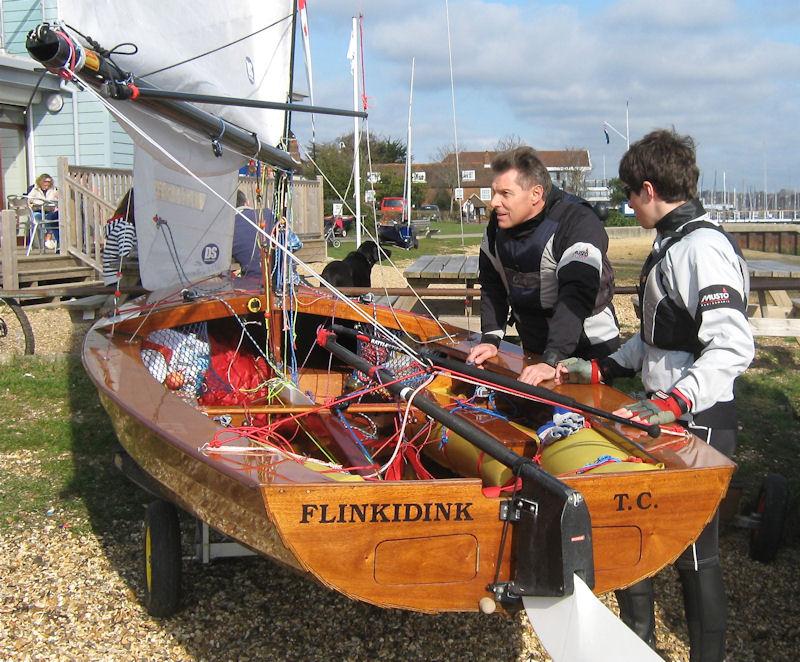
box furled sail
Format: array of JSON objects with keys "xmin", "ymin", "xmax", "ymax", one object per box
[{"xmin": 58, "ymin": 0, "xmax": 294, "ymax": 289}]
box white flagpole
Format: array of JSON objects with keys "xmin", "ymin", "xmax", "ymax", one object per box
[
  {"xmin": 445, "ymin": 0, "xmax": 464, "ymax": 245},
  {"xmin": 350, "ymin": 17, "xmax": 362, "ymax": 247},
  {"xmin": 625, "ymin": 99, "xmax": 630, "ymax": 149}
]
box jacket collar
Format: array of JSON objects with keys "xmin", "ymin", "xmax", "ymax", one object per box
[{"xmin": 654, "ymin": 198, "xmax": 707, "ymax": 236}]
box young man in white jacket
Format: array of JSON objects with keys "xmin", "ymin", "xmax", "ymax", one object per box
[{"xmin": 557, "ymin": 129, "xmax": 754, "ymax": 661}]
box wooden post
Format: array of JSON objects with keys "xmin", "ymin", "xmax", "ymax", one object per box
[
  {"xmin": 1, "ymin": 210, "xmax": 19, "ymax": 290},
  {"xmin": 58, "ymin": 156, "xmax": 71, "ymax": 252}
]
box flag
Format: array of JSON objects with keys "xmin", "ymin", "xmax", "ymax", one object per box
[
  {"xmin": 347, "ymin": 21, "xmax": 357, "ymax": 75},
  {"xmin": 298, "ymin": 0, "xmax": 315, "ymax": 141},
  {"xmin": 604, "ymin": 127, "xmax": 610, "ymax": 144}
]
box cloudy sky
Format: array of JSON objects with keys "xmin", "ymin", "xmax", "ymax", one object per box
[{"xmin": 289, "ymin": 0, "xmax": 800, "ymax": 193}]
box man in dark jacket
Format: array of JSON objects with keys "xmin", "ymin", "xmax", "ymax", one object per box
[{"xmin": 466, "ymin": 146, "xmax": 619, "ymax": 384}]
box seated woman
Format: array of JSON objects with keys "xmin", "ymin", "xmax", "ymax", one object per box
[{"xmin": 27, "ymin": 173, "xmax": 59, "ymax": 250}]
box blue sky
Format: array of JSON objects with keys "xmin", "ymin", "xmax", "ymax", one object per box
[{"xmin": 290, "ymin": 0, "xmax": 800, "ymax": 191}]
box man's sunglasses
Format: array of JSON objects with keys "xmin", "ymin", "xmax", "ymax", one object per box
[{"xmin": 622, "ymin": 184, "xmax": 637, "ymax": 199}]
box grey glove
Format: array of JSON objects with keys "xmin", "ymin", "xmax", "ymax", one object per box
[{"xmin": 558, "ymin": 357, "xmax": 601, "ymax": 384}]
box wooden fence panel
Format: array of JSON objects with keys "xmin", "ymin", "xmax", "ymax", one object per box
[{"xmin": 59, "ymin": 162, "xmax": 322, "ymax": 276}]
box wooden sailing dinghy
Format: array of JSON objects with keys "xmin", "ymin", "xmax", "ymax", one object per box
[
  {"xmin": 81, "ymin": 281, "xmax": 734, "ymax": 613},
  {"xmin": 28, "ymin": 7, "xmax": 733, "ymax": 618}
]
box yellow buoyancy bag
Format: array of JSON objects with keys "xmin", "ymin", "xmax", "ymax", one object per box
[
  {"xmin": 539, "ymin": 427, "xmax": 663, "ymax": 476},
  {"xmin": 423, "ymin": 420, "xmax": 538, "ymax": 487}
]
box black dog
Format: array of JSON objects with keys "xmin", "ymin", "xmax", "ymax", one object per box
[{"xmin": 321, "ymin": 240, "xmax": 391, "ymax": 288}]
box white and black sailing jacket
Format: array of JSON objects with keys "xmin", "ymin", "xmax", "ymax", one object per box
[
  {"xmin": 604, "ymin": 199, "xmax": 754, "ymax": 419},
  {"xmin": 479, "ymin": 188, "xmax": 618, "ymax": 365}
]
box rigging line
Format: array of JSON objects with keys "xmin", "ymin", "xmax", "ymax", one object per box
[
  {"xmin": 297, "ymin": 139, "xmax": 454, "ymax": 342},
  {"xmin": 139, "ymin": 13, "xmax": 294, "ymax": 78},
  {"xmin": 79, "ymin": 76, "xmax": 423, "ymax": 365},
  {"xmin": 365, "ymin": 372, "xmax": 436, "ymax": 479},
  {"xmin": 360, "ymin": 117, "xmax": 455, "ymax": 343}
]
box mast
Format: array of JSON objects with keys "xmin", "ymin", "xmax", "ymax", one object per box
[
  {"xmin": 625, "ymin": 99, "xmax": 630, "ymax": 149},
  {"xmin": 405, "ymin": 57, "xmax": 415, "ymax": 231},
  {"xmin": 284, "ymin": 0, "xmax": 299, "ymax": 146}
]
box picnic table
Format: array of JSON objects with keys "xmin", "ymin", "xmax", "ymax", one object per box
[
  {"xmin": 399, "ymin": 254, "xmax": 481, "ymax": 317},
  {"xmin": 403, "ymin": 254, "xmax": 479, "ymax": 289}
]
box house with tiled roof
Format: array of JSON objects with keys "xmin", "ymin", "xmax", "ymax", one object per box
[{"xmin": 369, "ymin": 148, "xmax": 592, "ymax": 214}]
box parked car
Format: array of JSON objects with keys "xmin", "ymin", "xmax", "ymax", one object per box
[
  {"xmin": 379, "ymin": 197, "xmax": 406, "ymax": 222},
  {"xmin": 419, "ymin": 204, "xmax": 440, "ymax": 221}
]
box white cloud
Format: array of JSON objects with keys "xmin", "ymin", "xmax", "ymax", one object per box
[{"xmin": 298, "ymin": 0, "xmax": 800, "ymax": 188}]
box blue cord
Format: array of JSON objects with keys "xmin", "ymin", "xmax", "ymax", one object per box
[{"xmin": 334, "ymin": 409, "xmax": 375, "ymax": 464}]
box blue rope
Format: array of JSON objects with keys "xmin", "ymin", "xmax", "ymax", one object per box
[
  {"xmin": 451, "ymin": 399, "xmax": 509, "ymax": 421},
  {"xmin": 334, "ymin": 409, "xmax": 375, "ymax": 464}
]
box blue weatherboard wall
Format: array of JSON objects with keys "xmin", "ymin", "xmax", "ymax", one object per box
[
  {"xmin": 1, "ymin": 0, "xmax": 53, "ymax": 54},
  {"xmin": 3, "ymin": 0, "xmax": 133, "ymax": 172}
]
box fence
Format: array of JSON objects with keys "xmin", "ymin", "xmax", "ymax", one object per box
[
  {"xmin": 58, "ymin": 157, "xmax": 133, "ymax": 271},
  {"xmin": 57, "ymin": 160, "xmax": 325, "ymax": 275}
]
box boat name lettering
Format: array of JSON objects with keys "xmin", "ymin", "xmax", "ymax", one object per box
[
  {"xmin": 613, "ymin": 492, "xmax": 656, "ymax": 511},
  {"xmin": 299, "ymin": 501, "xmax": 474, "ymax": 524}
]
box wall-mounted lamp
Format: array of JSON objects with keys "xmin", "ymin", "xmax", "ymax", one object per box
[{"xmin": 45, "ymin": 93, "xmax": 64, "ymax": 113}]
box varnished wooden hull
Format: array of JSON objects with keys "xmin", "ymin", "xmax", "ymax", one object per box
[{"xmin": 83, "ymin": 281, "xmax": 735, "ymax": 613}]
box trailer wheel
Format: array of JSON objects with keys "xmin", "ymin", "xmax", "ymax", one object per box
[
  {"xmin": 0, "ymin": 297, "xmax": 34, "ymax": 357},
  {"xmin": 143, "ymin": 500, "xmax": 182, "ymax": 616},
  {"xmin": 749, "ymin": 473, "xmax": 789, "ymax": 563}
]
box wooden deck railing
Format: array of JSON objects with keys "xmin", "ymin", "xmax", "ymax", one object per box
[
  {"xmin": 57, "ymin": 159, "xmax": 326, "ymax": 275},
  {"xmin": 58, "ymin": 157, "xmax": 132, "ymax": 271}
]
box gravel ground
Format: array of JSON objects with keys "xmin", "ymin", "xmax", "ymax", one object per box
[
  {"xmin": 2, "ymin": 240, "xmax": 798, "ymax": 660},
  {"xmin": 1, "ymin": 432, "xmax": 798, "ymax": 661}
]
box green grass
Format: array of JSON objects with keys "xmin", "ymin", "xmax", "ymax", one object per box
[
  {"xmin": 0, "ymin": 356, "xmax": 147, "ymax": 531},
  {"xmin": 326, "ymin": 232, "xmax": 482, "ymax": 260}
]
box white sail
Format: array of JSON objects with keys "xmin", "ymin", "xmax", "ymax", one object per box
[{"xmin": 59, "ymin": 0, "xmax": 294, "ymax": 288}]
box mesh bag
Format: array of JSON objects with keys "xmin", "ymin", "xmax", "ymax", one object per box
[
  {"xmin": 140, "ymin": 322, "xmax": 210, "ymax": 400},
  {"xmin": 351, "ymin": 330, "xmax": 426, "ymax": 398}
]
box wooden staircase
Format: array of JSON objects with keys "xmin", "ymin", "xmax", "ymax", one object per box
[{"xmin": 2, "ymin": 251, "xmax": 102, "ymax": 307}]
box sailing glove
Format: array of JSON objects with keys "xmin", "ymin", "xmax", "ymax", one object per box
[
  {"xmin": 558, "ymin": 357, "xmax": 602, "ymax": 384},
  {"xmin": 625, "ymin": 389, "xmax": 692, "ymax": 425}
]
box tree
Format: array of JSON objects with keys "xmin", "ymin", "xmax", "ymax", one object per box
[
  {"xmin": 300, "ymin": 133, "xmax": 425, "ymax": 217},
  {"xmin": 430, "ymin": 143, "xmax": 461, "ymax": 214},
  {"xmin": 561, "ymin": 147, "xmax": 589, "ymax": 196},
  {"xmin": 608, "ymin": 177, "xmax": 627, "ymax": 207},
  {"xmin": 493, "ymin": 134, "xmax": 527, "ymax": 152}
]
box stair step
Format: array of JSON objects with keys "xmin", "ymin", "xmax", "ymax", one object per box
[
  {"xmin": 13, "ymin": 280, "xmax": 106, "ymax": 309},
  {"xmin": 20, "ymin": 266, "xmax": 95, "ymax": 278}
]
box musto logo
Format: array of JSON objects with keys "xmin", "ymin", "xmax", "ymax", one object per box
[
  {"xmin": 201, "ymin": 243, "xmax": 220, "ymax": 264},
  {"xmin": 699, "ymin": 287, "xmax": 730, "ymax": 307}
]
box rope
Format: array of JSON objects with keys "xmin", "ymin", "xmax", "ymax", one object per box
[{"xmin": 77, "ymin": 74, "xmax": 425, "ymax": 368}]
